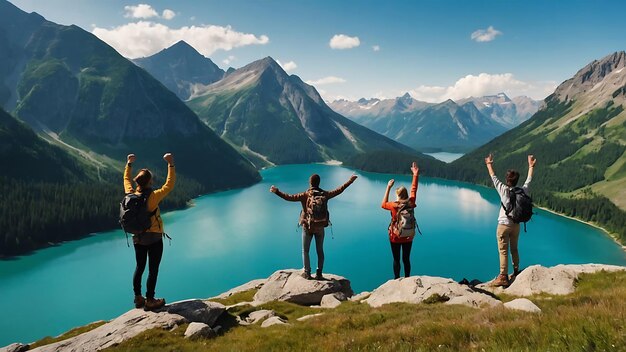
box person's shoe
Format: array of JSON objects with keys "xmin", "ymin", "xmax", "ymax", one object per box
[
  {"xmin": 144, "ymin": 298, "xmax": 166, "ymax": 311},
  {"xmin": 513, "ymin": 268, "xmax": 522, "ymax": 277},
  {"xmin": 301, "ymin": 272, "xmax": 313, "ymax": 280},
  {"xmin": 134, "ymin": 295, "xmax": 145, "ymax": 309},
  {"xmin": 314, "ymin": 273, "xmax": 327, "ymax": 281},
  {"xmin": 492, "ymin": 274, "xmax": 510, "ymax": 287}
]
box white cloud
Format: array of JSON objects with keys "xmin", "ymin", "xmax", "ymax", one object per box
[
  {"xmin": 92, "ymin": 21, "xmax": 270, "ymax": 58},
  {"xmin": 277, "ymin": 60, "xmax": 297, "ymax": 72},
  {"xmin": 404, "ymin": 73, "xmax": 556, "ymax": 102},
  {"xmin": 162, "ymin": 9, "xmax": 176, "ymax": 20},
  {"xmin": 372, "ymin": 45, "xmax": 380, "ymax": 52},
  {"xmin": 222, "ymin": 55, "xmax": 235, "ymax": 65},
  {"xmin": 124, "ymin": 4, "xmax": 158, "ymax": 19},
  {"xmin": 471, "ymin": 26, "xmax": 502, "ymax": 42},
  {"xmin": 329, "ymin": 34, "xmax": 360, "ymax": 49},
  {"xmin": 305, "ymin": 76, "xmax": 347, "ymax": 85}
]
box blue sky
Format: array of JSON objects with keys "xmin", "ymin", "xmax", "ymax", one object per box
[{"xmin": 10, "ymin": 0, "xmax": 626, "ymax": 101}]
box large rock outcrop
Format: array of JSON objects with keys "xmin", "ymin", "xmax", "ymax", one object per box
[
  {"xmin": 253, "ymin": 269, "xmax": 353, "ymax": 305},
  {"xmin": 28, "ymin": 300, "xmax": 225, "ymax": 352}
]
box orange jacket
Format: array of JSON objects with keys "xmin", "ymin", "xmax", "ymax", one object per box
[
  {"xmin": 124, "ymin": 163, "xmax": 176, "ymax": 233},
  {"xmin": 382, "ymin": 174, "xmax": 418, "ymax": 243}
]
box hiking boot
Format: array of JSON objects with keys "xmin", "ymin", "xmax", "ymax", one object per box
[
  {"xmin": 492, "ymin": 274, "xmax": 509, "ymax": 287},
  {"xmin": 314, "ymin": 273, "xmax": 327, "ymax": 281},
  {"xmin": 144, "ymin": 298, "xmax": 166, "ymax": 311},
  {"xmin": 134, "ymin": 295, "xmax": 145, "ymax": 309},
  {"xmin": 301, "ymin": 272, "xmax": 313, "ymax": 280},
  {"xmin": 513, "ymin": 268, "xmax": 522, "ymax": 277}
]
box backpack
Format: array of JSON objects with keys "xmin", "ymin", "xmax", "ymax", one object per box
[
  {"xmin": 502, "ymin": 187, "xmax": 533, "ymax": 230},
  {"xmin": 304, "ymin": 188, "xmax": 329, "ymax": 229},
  {"xmin": 119, "ymin": 191, "xmax": 156, "ymax": 238},
  {"xmin": 390, "ymin": 202, "xmax": 420, "ymax": 239}
]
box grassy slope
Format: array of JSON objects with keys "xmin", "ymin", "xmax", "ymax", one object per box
[{"xmin": 69, "ymin": 271, "xmax": 626, "ymax": 351}]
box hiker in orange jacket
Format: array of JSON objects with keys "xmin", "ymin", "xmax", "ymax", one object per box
[
  {"xmin": 382, "ymin": 162, "xmax": 419, "ymax": 279},
  {"xmin": 270, "ymin": 173, "xmax": 357, "ymax": 280},
  {"xmin": 124, "ymin": 153, "xmax": 175, "ymax": 311}
]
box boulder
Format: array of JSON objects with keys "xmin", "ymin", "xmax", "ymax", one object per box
[
  {"xmin": 184, "ymin": 322, "xmax": 216, "ymax": 340},
  {"xmin": 212, "ymin": 279, "xmax": 266, "ymax": 300},
  {"xmin": 320, "ymin": 292, "xmax": 346, "ymax": 308},
  {"xmin": 260, "ymin": 316, "xmax": 289, "ymax": 328},
  {"xmin": 253, "ymin": 269, "xmax": 353, "ymax": 306},
  {"xmin": 446, "ymin": 292, "xmax": 502, "ymax": 309},
  {"xmin": 296, "ymin": 313, "xmax": 325, "ymax": 322},
  {"xmin": 245, "ymin": 310, "xmax": 276, "ymax": 324},
  {"xmin": 364, "ymin": 276, "xmax": 481, "ymax": 308},
  {"xmin": 0, "ymin": 343, "xmax": 29, "ymax": 352},
  {"xmin": 504, "ymin": 298, "xmax": 541, "ymax": 313},
  {"xmin": 30, "ymin": 300, "xmax": 225, "ymax": 352},
  {"xmin": 505, "ymin": 264, "xmax": 625, "ymax": 296},
  {"xmin": 349, "ymin": 291, "xmax": 371, "ymax": 302}
]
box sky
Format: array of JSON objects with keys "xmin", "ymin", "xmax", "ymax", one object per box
[{"xmin": 9, "ymin": 0, "xmax": 626, "ymax": 102}]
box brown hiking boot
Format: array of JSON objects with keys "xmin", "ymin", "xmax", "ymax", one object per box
[
  {"xmin": 492, "ymin": 274, "xmax": 510, "ymax": 287},
  {"xmin": 144, "ymin": 298, "xmax": 166, "ymax": 311},
  {"xmin": 301, "ymin": 272, "xmax": 313, "ymax": 280},
  {"xmin": 134, "ymin": 295, "xmax": 145, "ymax": 309}
]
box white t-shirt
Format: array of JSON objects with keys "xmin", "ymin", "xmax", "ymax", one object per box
[{"xmin": 492, "ymin": 174, "xmax": 532, "ymax": 225}]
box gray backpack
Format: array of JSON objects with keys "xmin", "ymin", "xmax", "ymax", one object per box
[{"xmin": 390, "ymin": 203, "xmax": 420, "ymax": 238}]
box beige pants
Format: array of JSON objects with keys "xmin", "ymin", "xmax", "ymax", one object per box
[{"xmin": 496, "ymin": 223, "xmax": 520, "ymax": 275}]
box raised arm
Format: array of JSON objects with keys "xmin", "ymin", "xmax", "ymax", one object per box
[
  {"xmin": 270, "ymin": 185, "xmax": 306, "ymax": 202},
  {"xmin": 525, "ymin": 154, "xmax": 536, "ymax": 186},
  {"xmin": 152, "ymin": 153, "xmax": 176, "ymax": 203},
  {"xmin": 485, "ymin": 153, "xmax": 507, "ymax": 193},
  {"xmin": 124, "ymin": 154, "xmax": 135, "ymax": 194},
  {"xmin": 409, "ymin": 161, "xmax": 419, "ymax": 206},
  {"xmin": 381, "ymin": 179, "xmax": 394, "ymax": 209},
  {"xmin": 326, "ymin": 174, "xmax": 358, "ymax": 199}
]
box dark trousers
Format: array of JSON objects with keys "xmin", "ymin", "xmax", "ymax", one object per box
[
  {"xmin": 133, "ymin": 240, "xmax": 163, "ymax": 299},
  {"xmin": 390, "ymin": 241, "xmax": 413, "ymax": 279}
]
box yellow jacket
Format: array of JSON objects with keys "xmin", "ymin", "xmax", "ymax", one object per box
[{"xmin": 124, "ymin": 163, "xmax": 176, "ymax": 233}]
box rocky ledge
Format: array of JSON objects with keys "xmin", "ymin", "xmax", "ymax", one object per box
[{"xmin": 2, "ymin": 264, "xmax": 624, "ymax": 352}]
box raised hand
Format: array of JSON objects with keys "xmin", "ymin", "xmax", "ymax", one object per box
[
  {"xmin": 387, "ymin": 179, "xmax": 395, "ymax": 188},
  {"xmin": 485, "ymin": 153, "xmax": 494, "ymax": 165},
  {"xmin": 350, "ymin": 173, "xmax": 358, "ymax": 182},
  {"xmin": 270, "ymin": 185, "xmax": 278, "ymax": 193},
  {"xmin": 411, "ymin": 161, "xmax": 419, "ymax": 176},
  {"xmin": 528, "ymin": 155, "xmax": 537, "ymax": 167},
  {"xmin": 163, "ymin": 153, "xmax": 174, "ymax": 165},
  {"xmin": 127, "ymin": 154, "xmax": 136, "ymax": 164}
]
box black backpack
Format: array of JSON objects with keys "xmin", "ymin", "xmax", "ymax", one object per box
[
  {"xmin": 119, "ymin": 191, "xmax": 156, "ymax": 243},
  {"xmin": 305, "ymin": 188, "xmax": 329, "ymax": 229},
  {"xmin": 502, "ymin": 187, "xmax": 533, "ymax": 231}
]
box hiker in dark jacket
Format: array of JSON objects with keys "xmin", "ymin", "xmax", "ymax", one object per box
[
  {"xmin": 485, "ymin": 153, "xmax": 536, "ymax": 287},
  {"xmin": 382, "ymin": 162, "xmax": 419, "ymax": 279},
  {"xmin": 270, "ymin": 173, "xmax": 357, "ymax": 280},
  {"xmin": 124, "ymin": 153, "xmax": 175, "ymax": 310}
]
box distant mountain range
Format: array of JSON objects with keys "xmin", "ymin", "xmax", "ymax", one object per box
[
  {"xmin": 133, "ymin": 40, "xmax": 226, "ymax": 101},
  {"xmin": 447, "ymin": 51, "xmax": 626, "ymax": 240},
  {"xmin": 329, "ymin": 93, "xmax": 539, "ymax": 152},
  {"xmin": 186, "ymin": 56, "xmax": 420, "ymax": 167}
]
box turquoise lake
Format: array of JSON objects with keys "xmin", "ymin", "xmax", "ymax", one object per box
[{"xmin": 1, "ymin": 164, "xmax": 625, "ymax": 346}]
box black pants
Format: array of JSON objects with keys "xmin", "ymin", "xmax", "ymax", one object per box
[
  {"xmin": 133, "ymin": 240, "xmax": 163, "ymax": 299},
  {"xmin": 390, "ymin": 241, "xmax": 413, "ymax": 279}
]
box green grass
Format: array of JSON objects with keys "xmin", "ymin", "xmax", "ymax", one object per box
[
  {"xmin": 103, "ymin": 271, "xmax": 626, "ymax": 352},
  {"xmin": 210, "ymin": 288, "xmax": 258, "ymax": 306},
  {"xmin": 30, "ymin": 321, "xmax": 107, "ymax": 348}
]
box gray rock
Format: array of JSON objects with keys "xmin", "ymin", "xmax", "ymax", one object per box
[
  {"xmin": 30, "ymin": 300, "xmax": 225, "ymax": 351},
  {"xmin": 0, "ymin": 343, "xmax": 29, "ymax": 352},
  {"xmin": 505, "ymin": 264, "xmax": 626, "ymax": 296},
  {"xmin": 349, "ymin": 291, "xmax": 371, "ymax": 302},
  {"xmin": 260, "ymin": 316, "xmax": 289, "ymax": 328},
  {"xmin": 446, "ymin": 292, "xmax": 502, "ymax": 309},
  {"xmin": 212, "ymin": 279, "xmax": 266, "ymax": 300},
  {"xmin": 504, "ymin": 298, "xmax": 541, "ymax": 313},
  {"xmin": 296, "ymin": 313, "xmax": 325, "ymax": 321},
  {"xmin": 245, "ymin": 310, "xmax": 276, "ymax": 324},
  {"xmin": 184, "ymin": 322, "xmax": 216, "ymax": 340},
  {"xmin": 165, "ymin": 299, "xmax": 226, "ymax": 327},
  {"xmin": 320, "ymin": 293, "xmax": 345, "ymax": 308},
  {"xmin": 253, "ymin": 269, "xmax": 353, "ymax": 306},
  {"xmin": 365, "ymin": 276, "xmax": 481, "ymax": 308}
]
